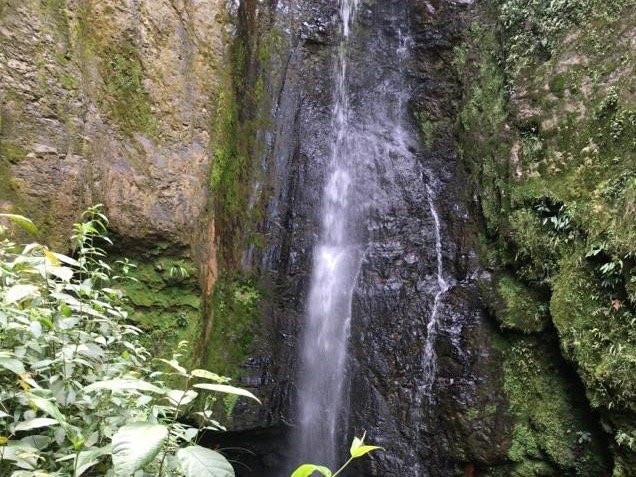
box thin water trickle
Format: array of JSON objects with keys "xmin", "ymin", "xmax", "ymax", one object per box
[
  {"xmin": 294, "ymin": 0, "xmax": 361, "ymax": 469},
  {"xmin": 422, "ymin": 184, "xmax": 449, "ymax": 397}
]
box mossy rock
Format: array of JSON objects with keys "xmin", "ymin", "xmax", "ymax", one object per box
[
  {"xmin": 485, "ymin": 274, "xmax": 549, "ymax": 333},
  {"xmin": 110, "ymin": 247, "xmax": 203, "ymax": 366},
  {"xmin": 201, "ymin": 273, "xmax": 262, "ymax": 378},
  {"xmin": 491, "ymin": 334, "xmax": 610, "ymax": 476}
]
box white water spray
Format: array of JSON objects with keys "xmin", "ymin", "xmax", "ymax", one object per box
[
  {"xmin": 422, "ymin": 184, "xmax": 449, "ymax": 396},
  {"xmin": 294, "ymin": 0, "xmax": 361, "ymax": 469}
]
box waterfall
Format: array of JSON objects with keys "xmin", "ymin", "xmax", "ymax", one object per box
[
  {"xmin": 294, "ymin": 0, "xmax": 361, "ymax": 469},
  {"xmin": 421, "ymin": 185, "xmax": 450, "ymax": 397}
]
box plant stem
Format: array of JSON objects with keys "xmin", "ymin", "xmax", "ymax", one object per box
[{"xmin": 332, "ymin": 457, "xmax": 354, "ymax": 477}]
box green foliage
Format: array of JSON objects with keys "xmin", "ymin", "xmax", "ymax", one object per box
[
  {"xmin": 497, "ymin": 0, "xmax": 630, "ymax": 75},
  {"xmin": 415, "ymin": 111, "xmax": 437, "ymax": 148},
  {"xmin": 0, "ymin": 141, "xmax": 27, "ymax": 164},
  {"xmin": 495, "ymin": 335, "xmax": 609, "ymax": 475},
  {"xmin": 290, "ymin": 434, "xmax": 382, "ymax": 477},
  {"xmin": 0, "ymin": 207, "xmax": 257, "ymax": 475},
  {"xmin": 115, "ymin": 251, "xmax": 202, "ymax": 364},
  {"xmin": 494, "ymin": 275, "xmax": 548, "ymax": 333},
  {"xmin": 203, "ymin": 274, "xmax": 261, "ymax": 378},
  {"xmin": 459, "ymin": 3, "xmax": 636, "ymax": 470},
  {"xmin": 551, "ymin": 256, "xmax": 636, "ymax": 412},
  {"xmin": 0, "ymin": 214, "xmax": 38, "ymax": 237}
]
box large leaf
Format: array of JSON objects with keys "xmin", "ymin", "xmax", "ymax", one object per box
[
  {"xmin": 156, "ymin": 358, "xmax": 187, "ymax": 375},
  {"xmin": 0, "ymin": 214, "xmax": 38, "ymax": 235},
  {"xmin": 176, "ymin": 445, "xmax": 234, "ymax": 477},
  {"xmin": 191, "ymin": 369, "xmax": 229, "ymax": 383},
  {"xmin": 166, "ymin": 389, "xmax": 198, "ymax": 407},
  {"xmin": 4, "ymin": 284, "xmax": 39, "ymax": 304},
  {"xmin": 84, "ymin": 379, "xmax": 163, "ymax": 394},
  {"xmin": 14, "ymin": 418, "xmax": 58, "ymax": 432},
  {"xmin": 0, "ymin": 357, "xmax": 25, "ymax": 375},
  {"xmin": 290, "ymin": 464, "xmax": 333, "ymax": 477},
  {"xmin": 193, "ymin": 383, "xmax": 260, "ymax": 403},
  {"xmin": 112, "ymin": 423, "xmax": 168, "ymax": 476},
  {"xmin": 29, "ymin": 397, "xmax": 66, "ymax": 424},
  {"xmin": 75, "ymin": 445, "xmax": 112, "ymax": 476}
]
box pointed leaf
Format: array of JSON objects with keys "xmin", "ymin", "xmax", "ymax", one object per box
[
  {"xmin": 191, "ymin": 369, "xmax": 230, "ymax": 383},
  {"xmin": 0, "ymin": 357, "xmax": 25, "ymax": 375},
  {"xmin": 29, "ymin": 397, "xmax": 66, "ymax": 424},
  {"xmin": 176, "ymin": 445, "xmax": 234, "ymax": 477},
  {"xmin": 48, "ymin": 266, "xmax": 74, "ymax": 282},
  {"xmin": 75, "ymin": 445, "xmax": 112, "ymax": 476},
  {"xmin": 290, "ymin": 464, "xmax": 333, "ymax": 477},
  {"xmin": 166, "ymin": 389, "xmax": 198, "ymax": 407},
  {"xmin": 350, "ymin": 444, "xmax": 383, "ymax": 458},
  {"xmin": 193, "ymin": 383, "xmax": 260, "ymax": 403},
  {"xmin": 15, "ymin": 418, "xmax": 58, "ymax": 432},
  {"xmin": 112, "ymin": 423, "xmax": 167, "ymax": 476},
  {"xmin": 156, "ymin": 358, "xmax": 187, "ymax": 375},
  {"xmin": 5, "ymin": 284, "xmax": 39, "ymax": 304},
  {"xmin": 50, "ymin": 252, "xmax": 80, "ymax": 267},
  {"xmin": 84, "ymin": 379, "xmax": 163, "ymax": 394},
  {"xmin": 349, "ymin": 434, "xmax": 383, "ymax": 459},
  {"xmin": 0, "ymin": 214, "xmax": 38, "ymax": 235}
]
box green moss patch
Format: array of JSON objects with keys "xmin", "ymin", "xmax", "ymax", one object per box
[
  {"xmin": 111, "ymin": 247, "xmax": 202, "ymax": 366},
  {"xmin": 100, "ymin": 41, "xmax": 156, "ymax": 135},
  {"xmin": 493, "ymin": 334, "xmax": 609, "ymax": 475},
  {"xmin": 492, "ymin": 274, "xmax": 549, "ymax": 333},
  {"xmin": 201, "ymin": 273, "xmax": 262, "ymax": 378},
  {"xmin": 458, "ymin": 0, "xmax": 635, "ymax": 471}
]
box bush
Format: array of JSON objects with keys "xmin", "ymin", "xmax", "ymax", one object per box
[{"xmin": 0, "ymin": 207, "xmax": 258, "ymax": 476}]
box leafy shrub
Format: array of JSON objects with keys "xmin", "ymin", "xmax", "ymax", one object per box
[{"xmin": 0, "ymin": 207, "xmax": 258, "ymax": 476}]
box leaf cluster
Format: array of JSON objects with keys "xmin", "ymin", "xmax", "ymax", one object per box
[{"xmin": 0, "ymin": 207, "xmax": 258, "ymax": 476}]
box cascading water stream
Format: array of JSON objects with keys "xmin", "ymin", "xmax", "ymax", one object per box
[
  {"xmin": 293, "ymin": 0, "xmax": 361, "ymax": 469},
  {"xmin": 421, "ymin": 184, "xmax": 450, "ymax": 396}
]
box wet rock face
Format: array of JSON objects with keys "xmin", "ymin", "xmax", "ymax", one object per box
[
  {"xmin": 230, "ymin": 0, "xmax": 513, "ymax": 475},
  {"xmin": 0, "ymin": 0, "xmax": 224, "ymax": 247}
]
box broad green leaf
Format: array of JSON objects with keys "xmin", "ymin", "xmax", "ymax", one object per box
[
  {"xmin": 29, "ymin": 397, "xmax": 66, "ymax": 424},
  {"xmin": 48, "ymin": 266, "xmax": 74, "ymax": 282},
  {"xmin": 83, "ymin": 379, "xmax": 163, "ymax": 394},
  {"xmin": 193, "ymin": 383, "xmax": 261, "ymax": 403},
  {"xmin": 0, "ymin": 357, "xmax": 25, "ymax": 375},
  {"xmin": 5, "ymin": 284, "xmax": 39, "ymax": 304},
  {"xmin": 112, "ymin": 423, "xmax": 168, "ymax": 476},
  {"xmin": 75, "ymin": 445, "xmax": 112, "ymax": 476},
  {"xmin": 156, "ymin": 358, "xmax": 187, "ymax": 375},
  {"xmin": 19, "ymin": 435, "xmax": 51, "ymax": 450},
  {"xmin": 0, "ymin": 214, "xmax": 38, "ymax": 235},
  {"xmin": 290, "ymin": 464, "xmax": 333, "ymax": 477},
  {"xmin": 176, "ymin": 445, "xmax": 234, "ymax": 477},
  {"xmin": 15, "ymin": 418, "xmax": 58, "ymax": 432},
  {"xmin": 166, "ymin": 389, "xmax": 198, "ymax": 407},
  {"xmin": 350, "ymin": 444, "xmax": 383, "ymax": 458},
  {"xmin": 191, "ymin": 369, "xmax": 230, "ymax": 383}
]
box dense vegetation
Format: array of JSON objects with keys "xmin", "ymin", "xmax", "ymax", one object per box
[
  {"xmin": 0, "ymin": 209, "xmax": 259, "ymax": 476},
  {"xmin": 455, "ymin": 0, "xmax": 635, "ymax": 473}
]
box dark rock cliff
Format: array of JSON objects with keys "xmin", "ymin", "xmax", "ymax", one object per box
[{"xmin": 2, "ymin": 0, "xmax": 632, "ymax": 475}]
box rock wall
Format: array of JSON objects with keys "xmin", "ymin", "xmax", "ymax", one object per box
[
  {"xmin": 1, "ymin": 0, "xmax": 634, "ymax": 476},
  {"xmin": 0, "ymin": 0, "xmax": 225, "ymax": 354}
]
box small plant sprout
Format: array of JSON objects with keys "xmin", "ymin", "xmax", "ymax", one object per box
[{"xmin": 291, "ymin": 432, "xmax": 383, "ymax": 477}]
